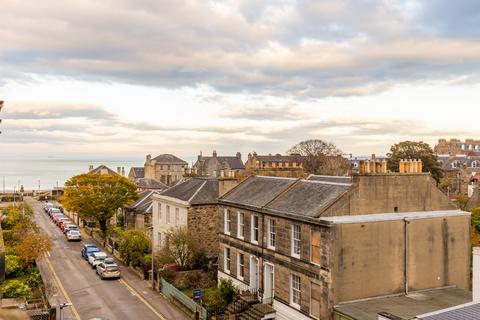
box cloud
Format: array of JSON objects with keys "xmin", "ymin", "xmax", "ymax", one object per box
[{"xmin": 1, "ymin": 0, "xmax": 480, "ymax": 97}]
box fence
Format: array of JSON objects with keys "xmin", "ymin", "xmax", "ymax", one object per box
[{"xmin": 161, "ymin": 277, "xmax": 207, "ymax": 319}]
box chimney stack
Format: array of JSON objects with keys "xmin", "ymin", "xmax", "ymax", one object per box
[
  {"xmin": 89, "ymin": 164, "xmax": 94, "ymax": 172},
  {"xmin": 236, "ymin": 152, "xmax": 241, "ymax": 160},
  {"xmin": 146, "ymin": 154, "xmax": 151, "ymax": 162},
  {"xmin": 213, "ymin": 150, "xmax": 217, "ymax": 158},
  {"xmin": 474, "ymin": 247, "xmax": 480, "ymax": 302},
  {"xmin": 117, "ymin": 167, "xmax": 122, "ymax": 175},
  {"xmin": 382, "ymin": 159, "xmax": 387, "ymax": 173},
  {"xmin": 121, "ymin": 167, "xmax": 125, "ymax": 177}
]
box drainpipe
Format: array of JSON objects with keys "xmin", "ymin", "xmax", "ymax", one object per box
[
  {"xmin": 404, "ymin": 218, "xmax": 409, "ymax": 295},
  {"xmin": 260, "ymin": 214, "xmax": 265, "ymax": 301}
]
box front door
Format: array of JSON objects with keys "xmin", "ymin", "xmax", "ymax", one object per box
[
  {"xmin": 250, "ymin": 257, "xmax": 259, "ymax": 290},
  {"xmin": 264, "ymin": 263, "xmax": 274, "ymax": 303}
]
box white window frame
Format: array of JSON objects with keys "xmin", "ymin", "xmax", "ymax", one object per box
[
  {"xmin": 157, "ymin": 232, "xmax": 162, "ymax": 247},
  {"xmin": 267, "ymin": 218, "xmax": 276, "ymax": 250},
  {"xmin": 251, "ymin": 215, "xmax": 259, "ymax": 244},
  {"xmin": 175, "ymin": 208, "xmax": 179, "ymax": 226},
  {"xmin": 224, "ymin": 209, "xmax": 231, "ymax": 235},
  {"xmin": 166, "ymin": 205, "xmax": 170, "ymax": 224},
  {"xmin": 237, "ymin": 252, "xmax": 245, "ymax": 280},
  {"xmin": 290, "ymin": 274, "xmax": 301, "ymax": 309},
  {"xmin": 224, "ymin": 247, "xmax": 231, "ymax": 273},
  {"xmin": 291, "ymin": 224, "xmax": 301, "ymax": 258},
  {"xmin": 237, "ymin": 212, "xmax": 244, "ymax": 240}
]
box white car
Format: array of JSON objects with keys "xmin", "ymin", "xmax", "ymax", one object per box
[
  {"xmin": 88, "ymin": 252, "xmax": 108, "ymax": 269},
  {"xmin": 66, "ymin": 230, "xmax": 81, "ymax": 241},
  {"xmin": 96, "ymin": 262, "xmax": 120, "ymax": 279}
]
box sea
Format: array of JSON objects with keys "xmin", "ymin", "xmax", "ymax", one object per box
[{"xmin": 0, "ymin": 158, "xmax": 145, "ymax": 192}]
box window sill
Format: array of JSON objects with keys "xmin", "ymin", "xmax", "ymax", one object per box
[
  {"xmin": 251, "ymin": 240, "xmax": 259, "ymax": 245},
  {"xmin": 290, "ymin": 302, "xmax": 301, "ymax": 310},
  {"xmin": 291, "ymin": 253, "xmax": 300, "ymax": 259},
  {"xmin": 267, "ymin": 246, "xmax": 275, "ymax": 251}
]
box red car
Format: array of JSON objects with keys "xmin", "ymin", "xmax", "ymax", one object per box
[{"xmin": 57, "ymin": 217, "xmax": 71, "ymax": 227}]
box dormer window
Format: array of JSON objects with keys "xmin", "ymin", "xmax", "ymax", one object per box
[
  {"xmin": 472, "ymin": 161, "xmax": 480, "ymax": 168},
  {"xmin": 452, "ymin": 160, "xmax": 461, "ymax": 169}
]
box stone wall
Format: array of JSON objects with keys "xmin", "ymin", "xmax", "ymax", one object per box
[{"xmin": 188, "ymin": 205, "xmax": 219, "ymax": 258}]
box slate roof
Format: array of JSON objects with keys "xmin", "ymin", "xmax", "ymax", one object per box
[
  {"xmin": 266, "ymin": 180, "xmax": 352, "ymax": 218},
  {"xmin": 128, "ymin": 190, "xmax": 161, "ymax": 213},
  {"xmin": 89, "ymin": 165, "xmax": 119, "ymax": 175},
  {"xmin": 417, "ymin": 302, "xmax": 480, "ymax": 320},
  {"xmin": 134, "ymin": 178, "xmax": 168, "ymax": 190},
  {"xmin": 152, "ymin": 154, "xmax": 187, "ymax": 164},
  {"xmin": 160, "ymin": 178, "xmax": 219, "ymax": 205},
  {"xmin": 221, "ymin": 176, "xmax": 298, "ymax": 208},
  {"xmin": 334, "ymin": 287, "xmax": 472, "ymax": 320},
  {"xmin": 437, "ymin": 155, "xmax": 480, "ymax": 170},
  {"xmin": 130, "ymin": 167, "xmax": 145, "ymax": 178},
  {"xmin": 194, "ymin": 156, "xmax": 245, "ymax": 172}
]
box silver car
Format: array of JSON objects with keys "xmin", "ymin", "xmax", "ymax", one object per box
[
  {"xmin": 88, "ymin": 252, "xmax": 108, "ymax": 268},
  {"xmin": 96, "ymin": 262, "xmax": 120, "ymax": 279},
  {"xmin": 66, "ymin": 230, "xmax": 81, "ymax": 241}
]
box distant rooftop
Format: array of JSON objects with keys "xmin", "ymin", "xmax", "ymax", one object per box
[{"xmin": 416, "ymin": 301, "xmax": 480, "ymax": 320}]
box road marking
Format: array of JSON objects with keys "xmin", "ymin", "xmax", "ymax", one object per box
[
  {"xmin": 47, "ymin": 251, "xmax": 51, "ymax": 257},
  {"xmin": 119, "ymin": 279, "xmax": 166, "ymax": 320},
  {"xmin": 44, "ymin": 254, "xmax": 81, "ymax": 320}
]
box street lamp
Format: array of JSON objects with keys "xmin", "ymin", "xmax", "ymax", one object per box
[{"xmin": 59, "ymin": 302, "xmax": 72, "ymax": 320}]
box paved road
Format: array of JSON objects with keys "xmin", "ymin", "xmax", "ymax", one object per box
[{"xmin": 27, "ymin": 198, "xmax": 166, "ymax": 320}]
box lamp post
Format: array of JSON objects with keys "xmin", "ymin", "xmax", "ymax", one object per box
[
  {"xmin": 59, "ymin": 302, "xmax": 72, "ymax": 320},
  {"xmin": 147, "ymin": 226, "xmax": 155, "ymax": 290}
]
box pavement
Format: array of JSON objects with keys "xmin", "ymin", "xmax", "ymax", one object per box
[{"xmin": 26, "ymin": 197, "xmax": 189, "ymax": 320}]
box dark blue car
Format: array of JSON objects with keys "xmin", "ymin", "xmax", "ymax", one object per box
[{"xmin": 81, "ymin": 244, "xmax": 100, "ymax": 260}]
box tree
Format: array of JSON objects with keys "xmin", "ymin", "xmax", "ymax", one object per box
[
  {"xmin": 5, "ymin": 255, "xmax": 22, "ymax": 277},
  {"xmin": 287, "ymin": 139, "xmax": 348, "ymax": 175},
  {"xmin": 159, "ymin": 227, "xmax": 198, "ymax": 269},
  {"xmin": 62, "ymin": 174, "xmax": 138, "ymax": 236},
  {"xmin": 15, "ymin": 233, "xmax": 52, "ymax": 266},
  {"xmin": 471, "ymin": 207, "xmax": 480, "ymax": 234},
  {"xmin": 386, "ymin": 141, "xmax": 443, "ymax": 182},
  {"xmin": 118, "ymin": 230, "xmax": 151, "ymax": 266}
]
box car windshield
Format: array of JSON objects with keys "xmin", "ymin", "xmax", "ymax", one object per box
[
  {"xmin": 68, "ymin": 231, "xmax": 80, "ymax": 235},
  {"xmin": 104, "ymin": 258, "xmax": 115, "ymax": 264},
  {"xmin": 106, "ymin": 266, "xmax": 118, "ymax": 271},
  {"xmin": 95, "ymin": 254, "xmax": 107, "ymax": 260},
  {"xmin": 88, "ymin": 248, "xmax": 100, "ymax": 252}
]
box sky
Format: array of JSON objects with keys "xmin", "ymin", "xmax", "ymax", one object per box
[{"xmin": 1, "ymin": 0, "xmax": 480, "ymax": 160}]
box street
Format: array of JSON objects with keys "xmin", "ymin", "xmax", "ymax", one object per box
[{"xmin": 26, "ymin": 198, "xmax": 177, "ymax": 320}]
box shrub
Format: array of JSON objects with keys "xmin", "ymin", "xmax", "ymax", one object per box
[
  {"xmin": 25, "ymin": 267, "xmax": 41, "ymax": 287},
  {"xmin": 193, "ymin": 250, "xmax": 208, "ymax": 271},
  {"xmin": 5, "ymin": 255, "xmax": 22, "ymax": 278},
  {"xmin": 1, "ymin": 279, "xmax": 32, "ymax": 299},
  {"xmin": 472, "ymin": 208, "xmax": 480, "ymax": 234},
  {"xmin": 218, "ymin": 278, "xmax": 238, "ymax": 305},
  {"xmin": 118, "ymin": 230, "xmax": 151, "ymax": 266},
  {"xmin": 185, "ymin": 271, "xmax": 202, "ymax": 288}
]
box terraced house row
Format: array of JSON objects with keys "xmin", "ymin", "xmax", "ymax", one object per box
[{"xmin": 217, "ymin": 168, "xmax": 472, "ymax": 320}]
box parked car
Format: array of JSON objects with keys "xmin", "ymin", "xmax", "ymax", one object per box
[
  {"xmin": 49, "ymin": 208, "xmax": 62, "ymax": 217},
  {"xmin": 96, "ymin": 262, "xmax": 120, "ymax": 279},
  {"xmin": 57, "ymin": 218, "xmax": 72, "ymax": 228},
  {"xmin": 81, "ymin": 244, "xmax": 100, "ymax": 260},
  {"xmin": 89, "ymin": 252, "xmax": 108, "ymax": 269},
  {"xmin": 66, "ymin": 230, "xmax": 81, "ymax": 241},
  {"xmin": 52, "ymin": 214, "xmax": 65, "ymax": 224},
  {"xmin": 44, "ymin": 203, "xmax": 55, "ymax": 212},
  {"xmin": 62, "ymin": 223, "xmax": 79, "ymax": 233}
]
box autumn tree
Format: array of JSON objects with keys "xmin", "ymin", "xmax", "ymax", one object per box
[
  {"xmin": 287, "ymin": 139, "xmax": 349, "ymax": 175},
  {"xmin": 386, "ymin": 141, "xmax": 443, "ymax": 182},
  {"xmin": 159, "ymin": 227, "xmax": 198, "ymax": 269},
  {"xmin": 62, "ymin": 174, "xmax": 138, "ymax": 236},
  {"xmin": 15, "ymin": 233, "xmax": 52, "ymax": 266}
]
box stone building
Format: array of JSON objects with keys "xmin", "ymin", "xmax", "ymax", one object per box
[
  {"xmin": 152, "ymin": 175, "xmax": 239, "ymax": 258},
  {"xmin": 144, "ymin": 154, "xmax": 188, "ymax": 186},
  {"xmin": 192, "ymin": 151, "xmax": 245, "ymax": 178},
  {"xmin": 128, "ymin": 167, "xmax": 145, "ymax": 180},
  {"xmin": 132, "ymin": 178, "xmax": 168, "ymax": 192},
  {"xmin": 123, "ymin": 190, "xmax": 161, "ymax": 235},
  {"xmin": 88, "ymin": 164, "xmax": 121, "ymax": 175},
  {"xmin": 435, "ymin": 138, "xmax": 480, "ymax": 156},
  {"xmin": 244, "ymin": 152, "xmax": 304, "ymax": 178},
  {"xmin": 218, "ymin": 171, "xmax": 469, "ymax": 320},
  {"xmin": 437, "ymin": 154, "xmax": 480, "ymax": 196}
]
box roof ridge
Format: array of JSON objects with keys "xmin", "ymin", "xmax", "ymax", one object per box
[
  {"xmin": 187, "ymin": 180, "xmax": 208, "ymax": 203},
  {"xmin": 132, "ymin": 190, "xmax": 154, "ymax": 208}
]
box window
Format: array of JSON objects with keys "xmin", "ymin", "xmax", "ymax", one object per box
[
  {"xmin": 267, "ymin": 219, "xmax": 276, "ymax": 249},
  {"xmin": 175, "ymin": 208, "xmax": 179, "ymax": 225},
  {"xmin": 237, "ymin": 253, "xmax": 245, "ymax": 280},
  {"xmin": 311, "ymin": 230, "xmax": 320, "ymax": 265},
  {"xmin": 237, "ymin": 212, "xmax": 244, "ymax": 239},
  {"xmin": 473, "ymin": 161, "xmax": 479, "ymax": 168},
  {"xmin": 224, "ymin": 209, "xmax": 231, "ymax": 235},
  {"xmin": 224, "ymin": 248, "xmax": 231, "ymax": 273},
  {"xmin": 291, "ymin": 274, "xmax": 301, "ymax": 308},
  {"xmin": 251, "ymin": 215, "xmax": 259, "ymax": 244},
  {"xmin": 310, "ymin": 282, "xmax": 321, "ymax": 319},
  {"xmin": 166, "ymin": 205, "xmax": 170, "ymax": 223},
  {"xmin": 157, "ymin": 203, "xmax": 162, "ymax": 221},
  {"xmin": 292, "ymin": 224, "xmax": 301, "ymax": 258},
  {"xmin": 157, "ymin": 232, "xmax": 162, "ymax": 247}
]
